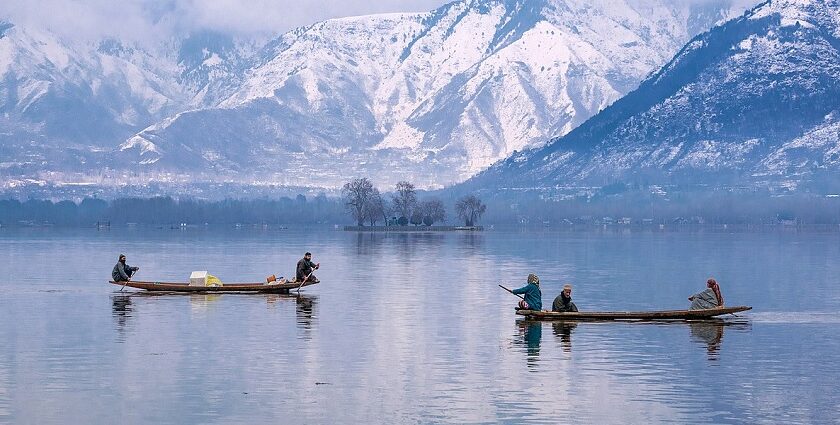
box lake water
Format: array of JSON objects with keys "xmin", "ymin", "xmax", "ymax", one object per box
[{"xmin": 1, "ymin": 226, "xmax": 839, "ymax": 424}]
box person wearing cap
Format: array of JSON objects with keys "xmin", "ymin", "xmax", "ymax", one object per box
[
  {"xmin": 296, "ymin": 252, "xmax": 320, "ymax": 283},
  {"xmin": 552, "ymin": 284, "xmax": 578, "ymax": 312},
  {"xmin": 111, "ymin": 254, "xmax": 139, "ymax": 282},
  {"xmin": 512, "ymin": 274, "xmax": 542, "ymax": 311},
  {"xmin": 688, "ymin": 278, "xmax": 724, "ymax": 310}
]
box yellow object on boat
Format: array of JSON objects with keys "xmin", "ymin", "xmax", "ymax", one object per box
[{"xmin": 206, "ymin": 274, "xmax": 223, "ymax": 287}]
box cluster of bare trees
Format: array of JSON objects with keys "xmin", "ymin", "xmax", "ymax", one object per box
[
  {"xmin": 342, "ymin": 179, "xmax": 457, "ymax": 226},
  {"xmin": 455, "ymin": 195, "xmax": 487, "ymax": 227}
]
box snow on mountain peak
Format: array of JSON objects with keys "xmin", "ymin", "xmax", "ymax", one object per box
[
  {"xmin": 2, "ymin": 0, "xmax": 756, "ymax": 190},
  {"xmin": 749, "ymin": 0, "xmax": 840, "ymax": 30},
  {"xmin": 462, "ymin": 0, "xmax": 840, "ymax": 192},
  {"xmin": 111, "ymin": 0, "xmax": 750, "ymax": 189}
]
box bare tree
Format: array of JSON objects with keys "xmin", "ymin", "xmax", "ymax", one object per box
[
  {"xmin": 342, "ymin": 178, "xmax": 375, "ymax": 226},
  {"xmin": 419, "ymin": 198, "xmax": 446, "ymax": 225},
  {"xmin": 364, "ymin": 188, "xmax": 387, "ymax": 226},
  {"xmin": 455, "ymin": 195, "xmax": 487, "ymax": 226},
  {"xmin": 378, "ymin": 192, "xmax": 391, "ymax": 225},
  {"xmin": 391, "ymin": 181, "xmax": 417, "ymax": 220}
]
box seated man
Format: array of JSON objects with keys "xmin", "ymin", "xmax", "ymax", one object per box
[
  {"xmin": 296, "ymin": 252, "xmax": 320, "ymax": 283},
  {"xmin": 512, "ymin": 274, "xmax": 542, "ymax": 311},
  {"xmin": 552, "ymin": 284, "xmax": 579, "ymax": 312},
  {"xmin": 112, "ymin": 254, "xmax": 139, "ymax": 282}
]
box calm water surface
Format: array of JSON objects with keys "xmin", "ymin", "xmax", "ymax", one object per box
[{"xmin": 1, "ymin": 227, "xmax": 839, "ymax": 424}]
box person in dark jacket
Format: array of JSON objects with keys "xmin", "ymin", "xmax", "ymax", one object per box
[
  {"xmin": 512, "ymin": 273, "xmax": 542, "ymax": 311},
  {"xmin": 112, "ymin": 254, "xmax": 139, "ymax": 282},
  {"xmin": 552, "ymin": 284, "xmax": 578, "ymax": 312},
  {"xmin": 296, "ymin": 252, "xmax": 320, "ymax": 282}
]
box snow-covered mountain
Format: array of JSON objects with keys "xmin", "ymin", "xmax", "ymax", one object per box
[
  {"xmin": 463, "ymin": 0, "xmax": 840, "ymax": 193},
  {"xmin": 0, "ymin": 21, "xmax": 254, "ymax": 180},
  {"xmin": 117, "ymin": 0, "xmax": 749, "ymax": 189},
  {"xmin": 0, "ymin": 22, "xmax": 179, "ymax": 176}
]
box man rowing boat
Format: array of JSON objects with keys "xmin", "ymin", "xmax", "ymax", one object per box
[
  {"xmin": 296, "ymin": 252, "xmax": 320, "ymax": 283},
  {"xmin": 512, "ymin": 274, "xmax": 542, "ymax": 311},
  {"xmin": 111, "ymin": 254, "xmax": 139, "ymax": 282}
]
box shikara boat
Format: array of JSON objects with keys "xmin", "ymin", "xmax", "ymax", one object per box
[
  {"xmin": 516, "ymin": 305, "xmax": 751, "ymax": 321},
  {"xmin": 108, "ymin": 279, "xmax": 318, "ymax": 293}
]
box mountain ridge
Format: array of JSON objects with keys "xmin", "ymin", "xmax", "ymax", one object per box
[
  {"xmin": 115, "ymin": 0, "xmax": 748, "ymax": 188},
  {"xmin": 459, "ymin": 0, "xmax": 840, "ymax": 194},
  {"xmin": 1, "ymin": 0, "xmax": 750, "ymax": 190}
]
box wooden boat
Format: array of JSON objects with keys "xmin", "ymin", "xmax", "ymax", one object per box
[
  {"xmin": 108, "ymin": 279, "xmax": 318, "ymax": 293},
  {"xmin": 516, "ymin": 305, "xmax": 751, "ymax": 321}
]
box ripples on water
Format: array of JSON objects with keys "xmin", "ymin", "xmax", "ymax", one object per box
[{"xmin": 1, "ymin": 227, "xmax": 839, "ymax": 424}]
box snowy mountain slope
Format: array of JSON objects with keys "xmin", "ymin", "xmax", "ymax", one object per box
[
  {"xmin": 0, "ymin": 22, "xmax": 188, "ymax": 176},
  {"xmin": 121, "ymin": 0, "xmax": 749, "ymax": 188},
  {"xmin": 177, "ymin": 30, "xmax": 258, "ymax": 108},
  {"xmin": 463, "ymin": 0, "xmax": 840, "ymax": 192},
  {"xmin": 0, "ymin": 20, "xmax": 259, "ymax": 177},
  {"xmin": 0, "ymin": 24, "xmax": 180, "ymax": 134}
]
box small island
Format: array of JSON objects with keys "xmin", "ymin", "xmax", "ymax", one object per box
[
  {"xmin": 341, "ymin": 178, "xmax": 486, "ymax": 231},
  {"xmin": 343, "ymin": 225, "xmax": 483, "ymax": 232}
]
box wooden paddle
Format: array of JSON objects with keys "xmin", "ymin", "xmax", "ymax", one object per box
[
  {"xmin": 296, "ymin": 268, "xmax": 317, "ymax": 293},
  {"xmin": 499, "ymin": 284, "xmax": 525, "ymax": 301},
  {"xmin": 120, "ymin": 269, "xmax": 139, "ymax": 292}
]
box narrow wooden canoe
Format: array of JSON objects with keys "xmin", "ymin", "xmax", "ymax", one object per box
[
  {"xmin": 109, "ymin": 280, "xmax": 318, "ymax": 293},
  {"xmin": 516, "ymin": 306, "xmax": 751, "ymax": 321}
]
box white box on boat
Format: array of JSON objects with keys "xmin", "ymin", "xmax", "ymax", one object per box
[{"xmin": 189, "ymin": 271, "xmax": 208, "ymax": 286}]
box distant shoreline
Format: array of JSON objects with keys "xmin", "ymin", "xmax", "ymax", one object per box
[{"xmin": 343, "ymin": 225, "xmax": 484, "ymax": 232}]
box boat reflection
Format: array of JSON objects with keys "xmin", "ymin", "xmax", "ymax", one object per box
[
  {"xmin": 512, "ymin": 318, "xmax": 751, "ymax": 362},
  {"xmin": 551, "ymin": 321, "xmax": 578, "ymax": 352},
  {"xmin": 189, "ymin": 293, "xmax": 222, "ymax": 309},
  {"xmin": 111, "ymin": 291, "xmax": 319, "ymax": 336}
]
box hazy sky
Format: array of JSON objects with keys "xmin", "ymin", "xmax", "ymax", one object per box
[
  {"xmin": 3, "ymin": 0, "xmax": 759, "ymax": 45},
  {"xmin": 2, "ymin": 0, "xmax": 450, "ymax": 43}
]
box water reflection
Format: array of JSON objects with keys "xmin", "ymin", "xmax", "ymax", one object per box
[
  {"xmin": 265, "ymin": 293, "xmax": 318, "ymax": 337},
  {"xmin": 294, "ymin": 294, "xmax": 317, "ymax": 331},
  {"xmin": 111, "ymin": 294, "xmax": 133, "ymax": 338},
  {"xmin": 354, "ymin": 232, "xmax": 387, "ymax": 256},
  {"xmin": 189, "ymin": 293, "xmax": 222, "ymax": 312},
  {"xmin": 551, "ymin": 321, "xmax": 577, "ymax": 352},
  {"xmin": 354, "ymin": 232, "xmax": 447, "ymax": 259},
  {"xmin": 393, "ymin": 232, "xmax": 445, "ymax": 258},
  {"xmin": 687, "ymin": 320, "xmax": 751, "ymax": 361},
  {"xmin": 515, "ymin": 321, "xmax": 542, "ymax": 368},
  {"xmin": 512, "ymin": 319, "xmax": 751, "ymax": 363},
  {"xmin": 688, "ymin": 321, "xmax": 724, "ymax": 360},
  {"xmin": 7, "ymin": 229, "xmax": 840, "ymax": 423},
  {"xmin": 456, "ymin": 232, "xmax": 484, "ymax": 250}
]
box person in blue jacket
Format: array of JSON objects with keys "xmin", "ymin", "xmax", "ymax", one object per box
[{"xmin": 513, "ymin": 273, "xmax": 542, "ymax": 311}]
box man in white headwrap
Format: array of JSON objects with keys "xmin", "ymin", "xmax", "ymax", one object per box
[{"xmin": 552, "ymin": 284, "xmax": 578, "ymax": 312}]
